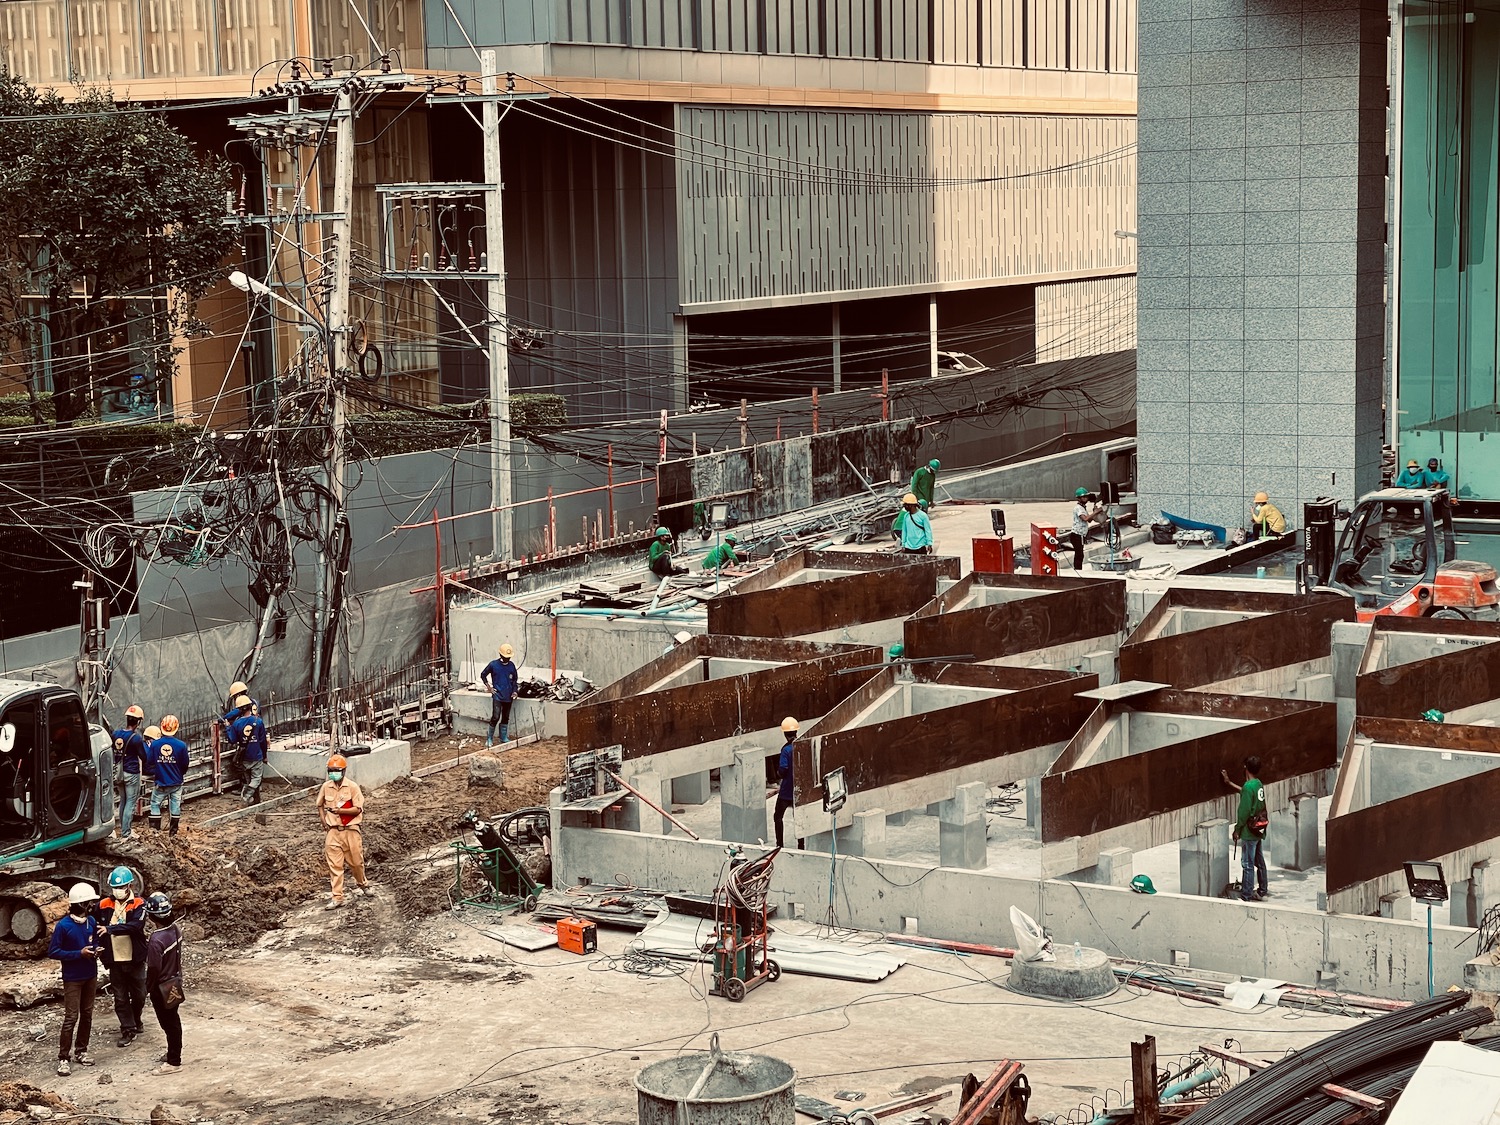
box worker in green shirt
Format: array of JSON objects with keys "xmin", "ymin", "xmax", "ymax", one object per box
[
  {"xmin": 890, "ymin": 498, "xmax": 928, "ymax": 541},
  {"xmin": 910, "ymin": 458, "xmax": 940, "ymax": 509},
  {"xmin": 701, "ymin": 533, "xmax": 741, "ymax": 571},
  {"xmin": 648, "ymin": 527, "xmax": 680, "ymax": 576},
  {"xmin": 1221, "ymin": 756, "xmax": 1268, "ymax": 902}
]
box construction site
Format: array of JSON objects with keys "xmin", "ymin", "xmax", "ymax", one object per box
[{"xmin": 10, "ymin": 0, "xmax": 1500, "ymax": 1120}]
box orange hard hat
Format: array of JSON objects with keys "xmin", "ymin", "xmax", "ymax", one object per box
[
  {"xmin": 160, "ymin": 715, "xmax": 180, "ymax": 735},
  {"xmin": 125, "ymin": 705, "xmax": 144, "ymax": 720},
  {"xmin": 327, "ymin": 755, "xmax": 347, "ymax": 771}
]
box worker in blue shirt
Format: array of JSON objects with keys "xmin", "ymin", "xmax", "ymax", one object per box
[
  {"xmin": 480, "ymin": 643, "xmax": 520, "ymax": 746},
  {"xmin": 897, "ymin": 492, "xmax": 934, "ymax": 555},
  {"xmin": 49, "ymin": 881, "xmax": 102, "ymax": 1076},
  {"xmin": 111, "ymin": 704, "xmax": 149, "ymax": 839},
  {"xmin": 1394, "ymin": 459, "xmax": 1426, "ymax": 488},
  {"xmin": 1425, "ymin": 458, "xmax": 1453, "ymax": 494},
  {"xmin": 147, "ymin": 714, "xmax": 190, "ymax": 836},
  {"xmin": 227, "ymin": 694, "xmax": 268, "ymax": 805},
  {"xmin": 774, "ymin": 717, "xmax": 798, "ymax": 849}
]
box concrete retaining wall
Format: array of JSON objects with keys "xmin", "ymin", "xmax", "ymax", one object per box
[{"xmin": 554, "ymin": 823, "xmax": 1465, "ymax": 1001}]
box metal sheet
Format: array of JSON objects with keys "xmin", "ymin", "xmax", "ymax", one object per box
[
  {"xmin": 708, "ymin": 557, "xmax": 952, "ymax": 639},
  {"xmin": 1356, "ymin": 634, "xmax": 1500, "ymax": 719},
  {"xmin": 1040, "ymin": 693, "xmax": 1336, "ymax": 843},
  {"xmin": 1327, "ymin": 760, "xmax": 1500, "ymax": 895},
  {"xmin": 1356, "ymin": 716, "xmax": 1500, "ymax": 754},
  {"xmin": 1118, "ymin": 590, "xmax": 1352, "ymax": 688},
  {"xmin": 903, "ymin": 573, "xmax": 1126, "ymax": 661},
  {"xmin": 567, "ymin": 643, "xmax": 882, "ymax": 759},
  {"xmin": 793, "ymin": 669, "xmax": 1097, "ymax": 805}
]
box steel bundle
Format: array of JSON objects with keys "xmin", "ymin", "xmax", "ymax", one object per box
[{"xmin": 1188, "ymin": 991, "xmax": 1489, "ymax": 1125}]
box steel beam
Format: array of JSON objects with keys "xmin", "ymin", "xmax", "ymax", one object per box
[{"xmin": 903, "ymin": 573, "xmax": 1126, "ymax": 661}]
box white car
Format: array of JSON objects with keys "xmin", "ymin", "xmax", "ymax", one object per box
[{"xmin": 935, "ymin": 351, "xmax": 990, "ymax": 376}]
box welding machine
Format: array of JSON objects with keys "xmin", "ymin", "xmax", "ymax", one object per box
[{"xmin": 556, "ymin": 917, "xmax": 597, "ymax": 955}]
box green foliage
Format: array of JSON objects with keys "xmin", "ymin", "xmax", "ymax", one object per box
[
  {"xmin": 513, "ymin": 393, "xmax": 567, "ymax": 432},
  {"xmin": 0, "ymin": 76, "xmax": 236, "ymax": 423}
]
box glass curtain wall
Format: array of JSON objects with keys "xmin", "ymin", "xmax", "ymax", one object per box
[{"xmin": 1398, "ymin": 0, "xmax": 1500, "ymax": 500}]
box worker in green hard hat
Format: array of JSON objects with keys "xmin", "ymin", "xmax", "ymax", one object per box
[
  {"xmin": 701, "ymin": 532, "xmax": 742, "ymax": 572},
  {"xmin": 890, "ymin": 497, "xmax": 928, "ymax": 541},
  {"xmin": 648, "ymin": 527, "xmax": 681, "ymax": 577},
  {"xmin": 1066, "ymin": 487, "xmax": 1102, "ymax": 571},
  {"xmin": 911, "ymin": 458, "xmax": 940, "ymax": 509},
  {"xmin": 888, "ymin": 643, "xmax": 905, "ymax": 662}
]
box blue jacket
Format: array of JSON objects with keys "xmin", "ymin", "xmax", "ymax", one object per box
[
  {"xmin": 221, "ymin": 698, "xmax": 260, "ymax": 727},
  {"xmin": 112, "ymin": 727, "xmax": 149, "ymax": 776},
  {"xmin": 481, "ymin": 657, "xmax": 519, "ymax": 702},
  {"xmin": 94, "ymin": 896, "xmax": 148, "ymax": 967},
  {"xmin": 149, "ymin": 735, "xmax": 190, "ymax": 787},
  {"xmin": 48, "ymin": 913, "xmax": 100, "ymax": 982},
  {"xmin": 228, "ymin": 713, "xmax": 268, "ymax": 762},
  {"xmin": 777, "ymin": 740, "xmax": 794, "ymax": 803}
]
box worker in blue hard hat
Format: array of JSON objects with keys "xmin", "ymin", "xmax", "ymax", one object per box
[
  {"xmin": 911, "ymin": 458, "xmax": 940, "ymax": 509},
  {"xmin": 97, "ymin": 866, "xmax": 148, "ymax": 1048}
]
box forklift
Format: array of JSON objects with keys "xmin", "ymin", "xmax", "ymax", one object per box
[{"xmin": 1305, "ymin": 488, "xmax": 1500, "ymax": 623}]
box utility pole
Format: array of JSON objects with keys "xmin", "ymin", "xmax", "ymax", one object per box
[
  {"xmin": 481, "ymin": 50, "xmax": 513, "ymax": 565},
  {"xmin": 310, "ymin": 85, "xmax": 355, "ymax": 696}
]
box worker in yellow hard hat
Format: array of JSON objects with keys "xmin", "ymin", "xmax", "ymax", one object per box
[
  {"xmin": 1249, "ymin": 491, "xmax": 1286, "ymax": 539},
  {"xmin": 897, "ymin": 492, "xmax": 934, "ymax": 555},
  {"xmin": 481, "ymin": 643, "xmax": 519, "ymax": 746},
  {"xmin": 111, "ymin": 706, "xmax": 149, "ymax": 838},
  {"xmin": 1394, "ymin": 459, "xmax": 1426, "ymax": 488},
  {"xmin": 775, "ymin": 717, "xmax": 798, "ymax": 849}
]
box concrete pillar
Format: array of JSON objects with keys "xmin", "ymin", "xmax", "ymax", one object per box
[
  {"xmin": 720, "ymin": 747, "xmax": 769, "ymax": 845},
  {"xmin": 1134, "ymin": 0, "xmax": 1388, "ymax": 530},
  {"xmin": 846, "ymin": 808, "xmax": 887, "ymax": 859},
  {"xmin": 1082, "ymin": 650, "xmax": 1117, "ymax": 689},
  {"xmin": 926, "ymin": 801, "xmax": 944, "ymax": 816},
  {"xmin": 1296, "ymin": 673, "xmax": 1335, "ymax": 703},
  {"xmin": 1267, "ymin": 792, "xmax": 1320, "ymax": 872},
  {"xmin": 1452, "ymin": 862, "xmax": 1492, "ymax": 929},
  {"xmin": 672, "ymin": 771, "xmax": 711, "ymax": 805},
  {"xmin": 1379, "ymin": 892, "xmax": 1411, "ymax": 921},
  {"xmin": 1071, "ymin": 846, "xmax": 1134, "ymax": 888},
  {"xmin": 939, "ymin": 782, "xmax": 988, "ymax": 870},
  {"xmin": 548, "ymin": 786, "xmax": 567, "ymax": 887},
  {"xmin": 619, "ymin": 770, "xmax": 669, "ymax": 835},
  {"xmin": 1180, "ymin": 818, "xmax": 1231, "ymax": 899},
  {"xmin": 928, "ymin": 293, "xmax": 939, "ymax": 379},
  {"xmin": 886, "ymin": 810, "xmax": 912, "ymax": 827},
  {"xmin": 1026, "ymin": 776, "xmax": 1042, "ymax": 830},
  {"xmin": 1331, "ymin": 622, "xmax": 1371, "ymax": 756}
]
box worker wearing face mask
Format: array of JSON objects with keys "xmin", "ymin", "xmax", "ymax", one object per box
[
  {"xmin": 1249, "ymin": 491, "xmax": 1286, "ymax": 539},
  {"xmin": 316, "ymin": 755, "xmax": 370, "ymax": 911}
]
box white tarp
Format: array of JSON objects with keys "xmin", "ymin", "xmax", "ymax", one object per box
[{"xmin": 1387, "ymin": 1041, "xmax": 1500, "ymax": 1125}]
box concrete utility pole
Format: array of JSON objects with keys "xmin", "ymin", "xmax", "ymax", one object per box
[
  {"xmin": 481, "ymin": 50, "xmax": 513, "ymax": 565},
  {"xmin": 311, "ymin": 85, "xmax": 356, "ymax": 696}
]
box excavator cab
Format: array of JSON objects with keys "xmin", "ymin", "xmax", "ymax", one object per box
[
  {"xmin": 0, "ymin": 683, "xmax": 114, "ymax": 855},
  {"xmin": 1323, "ymin": 488, "xmax": 1499, "ymax": 622}
]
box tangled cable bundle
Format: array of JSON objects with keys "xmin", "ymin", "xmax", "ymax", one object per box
[{"xmin": 724, "ymin": 851, "xmax": 776, "ymax": 914}]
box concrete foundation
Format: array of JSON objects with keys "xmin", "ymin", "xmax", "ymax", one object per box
[
  {"xmin": 451, "ymin": 687, "xmax": 570, "ymax": 742},
  {"xmin": 1009, "ymin": 947, "xmax": 1117, "ymax": 1001},
  {"xmin": 1179, "ymin": 819, "xmax": 1230, "ymax": 899},
  {"xmin": 720, "ymin": 747, "xmax": 769, "ymax": 844},
  {"xmin": 266, "ymin": 737, "xmax": 411, "ymax": 790},
  {"xmin": 1071, "ymin": 846, "xmax": 1134, "ymax": 888},
  {"xmin": 939, "ymin": 782, "xmax": 987, "ymax": 870},
  {"xmin": 671, "ymin": 771, "xmax": 712, "ymax": 805},
  {"xmin": 1267, "ymin": 793, "xmax": 1320, "ymax": 873},
  {"xmin": 847, "ymin": 808, "xmax": 887, "ymax": 859}
]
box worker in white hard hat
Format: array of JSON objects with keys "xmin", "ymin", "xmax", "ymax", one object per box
[
  {"xmin": 226, "ymin": 694, "xmax": 268, "ymax": 805},
  {"xmin": 1249, "ymin": 491, "xmax": 1286, "ymax": 540},
  {"xmin": 774, "ymin": 717, "xmax": 799, "ymax": 849},
  {"xmin": 48, "ymin": 882, "xmax": 102, "ymax": 1076},
  {"xmin": 481, "ymin": 643, "xmax": 520, "ymax": 746},
  {"xmin": 897, "ymin": 493, "xmax": 934, "ymax": 555}
]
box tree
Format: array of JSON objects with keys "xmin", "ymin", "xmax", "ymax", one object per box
[{"xmin": 0, "ymin": 77, "xmax": 235, "ymax": 424}]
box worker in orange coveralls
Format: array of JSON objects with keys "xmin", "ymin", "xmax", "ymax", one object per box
[{"xmin": 316, "ymin": 754, "xmax": 372, "ymax": 910}]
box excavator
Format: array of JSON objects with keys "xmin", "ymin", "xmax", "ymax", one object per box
[
  {"xmin": 0, "ymin": 678, "xmax": 119, "ymax": 959},
  {"xmin": 1306, "ymin": 487, "xmax": 1500, "ymax": 623}
]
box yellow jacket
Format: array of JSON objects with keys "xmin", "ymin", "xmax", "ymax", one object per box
[{"xmin": 1253, "ymin": 502, "xmax": 1286, "ymax": 535}]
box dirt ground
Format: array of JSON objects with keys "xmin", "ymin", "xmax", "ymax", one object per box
[{"xmin": 0, "ymin": 733, "xmax": 568, "ymax": 1124}]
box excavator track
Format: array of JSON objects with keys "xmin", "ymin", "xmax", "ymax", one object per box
[{"xmin": 0, "ymin": 881, "xmax": 69, "ymax": 959}]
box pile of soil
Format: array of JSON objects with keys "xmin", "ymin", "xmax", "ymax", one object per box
[
  {"xmin": 0, "ymin": 1081, "xmax": 75, "ymax": 1121},
  {"xmin": 77, "ymin": 735, "xmax": 566, "ymax": 953}
]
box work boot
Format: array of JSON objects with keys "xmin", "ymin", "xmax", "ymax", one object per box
[
  {"xmin": 252, "ymin": 789, "xmax": 262, "ymax": 806},
  {"xmin": 498, "ymin": 724, "xmax": 508, "ymax": 744},
  {"xmin": 156, "ymin": 815, "xmax": 166, "ymax": 831},
  {"xmin": 169, "ymin": 816, "xmax": 180, "ymax": 837}
]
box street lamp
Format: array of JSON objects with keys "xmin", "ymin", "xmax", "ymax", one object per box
[{"xmin": 227, "ymin": 270, "xmax": 322, "ymax": 323}]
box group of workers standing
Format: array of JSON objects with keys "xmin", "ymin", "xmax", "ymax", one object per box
[
  {"xmin": 48, "ymin": 869, "xmax": 183, "ymax": 1077},
  {"xmin": 110, "ymin": 706, "xmax": 192, "ymax": 838}
]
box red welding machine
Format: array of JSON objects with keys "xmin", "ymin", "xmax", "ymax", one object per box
[{"xmin": 556, "ymin": 917, "xmax": 597, "ymax": 955}]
